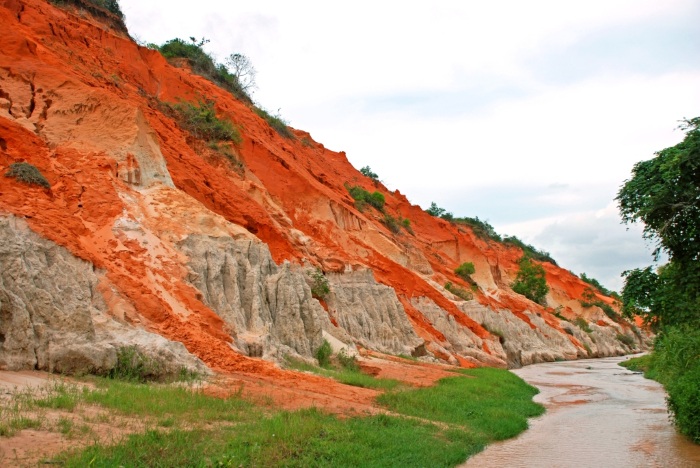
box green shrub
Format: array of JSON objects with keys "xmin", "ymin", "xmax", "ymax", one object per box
[
  {"xmin": 425, "ymin": 202, "xmax": 453, "ymax": 220},
  {"xmin": 346, "ymin": 184, "xmax": 385, "ymax": 211},
  {"xmin": 580, "ymin": 288, "xmax": 621, "ymax": 321},
  {"xmin": 574, "ymin": 317, "xmax": 592, "ymax": 333},
  {"xmin": 445, "ymin": 282, "xmax": 473, "ymax": 301},
  {"xmin": 455, "ymin": 262, "xmax": 475, "ymax": 281},
  {"xmin": 254, "ymin": 106, "xmax": 295, "ymax": 139},
  {"xmin": 309, "ymin": 268, "xmax": 330, "ymax": 299},
  {"xmin": 511, "ymin": 256, "xmax": 549, "ymax": 304},
  {"xmin": 49, "ymin": 0, "xmax": 124, "ymax": 18},
  {"xmin": 401, "ymin": 217, "xmax": 414, "ymax": 235},
  {"xmin": 5, "ymin": 162, "xmax": 50, "ymax": 188},
  {"xmin": 368, "ymin": 191, "xmax": 386, "ymax": 210},
  {"xmin": 453, "ymin": 216, "xmax": 502, "ymax": 242},
  {"xmin": 156, "ymin": 38, "xmax": 252, "ymax": 103},
  {"xmin": 337, "ymin": 349, "xmax": 359, "ymax": 371},
  {"xmin": 616, "ymin": 333, "xmax": 635, "ymax": 348},
  {"xmin": 315, "ymin": 340, "xmax": 332, "ymax": 368},
  {"xmin": 163, "ymin": 100, "xmax": 241, "ymax": 144},
  {"xmin": 503, "ymin": 236, "xmax": 557, "ymax": 265},
  {"xmin": 579, "ymin": 272, "xmax": 614, "ymax": 296},
  {"xmin": 360, "ymin": 166, "xmax": 378, "ymax": 180},
  {"xmin": 382, "ymin": 214, "xmax": 401, "ymax": 234},
  {"xmin": 107, "ymin": 346, "xmax": 165, "ymax": 383}
]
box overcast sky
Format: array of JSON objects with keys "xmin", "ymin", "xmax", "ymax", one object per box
[{"xmin": 120, "ymin": 0, "xmax": 700, "ymax": 291}]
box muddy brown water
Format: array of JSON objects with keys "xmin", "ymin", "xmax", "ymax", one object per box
[{"xmin": 462, "ymin": 355, "xmax": 700, "ymax": 468}]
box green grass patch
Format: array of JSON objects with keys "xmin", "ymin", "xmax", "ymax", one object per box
[
  {"xmin": 378, "ymin": 368, "xmax": 544, "ymax": 441},
  {"xmin": 0, "ymin": 416, "xmax": 41, "ymax": 437},
  {"xmin": 59, "ymin": 409, "xmax": 483, "ymax": 468},
  {"xmin": 619, "ymin": 354, "xmax": 654, "ymax": 375},
  {"xmin": 83, "ymin": 379, "xmax": 254, "ymax": 422},
  {"xmin": 33, "ymin": 381, "xmax": 83, "ymax": 411}
]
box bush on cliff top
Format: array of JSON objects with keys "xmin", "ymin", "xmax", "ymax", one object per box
[
  {"xmin": 49, "ymin": 0, "xmax": 124, "ymax": 18},
  {"xmin": 156, "ymin": 38, "xmax": 253, "ymax": 104}
]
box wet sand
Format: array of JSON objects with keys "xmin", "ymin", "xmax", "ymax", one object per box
[{"xmin": 463, "ymin": 356, "xmax": 700, "ymax": 468}]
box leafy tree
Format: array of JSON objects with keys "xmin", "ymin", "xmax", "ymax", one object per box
[
  {"xmin": 618, "ymin": 117, "xmax": 700, "ymax": 265},
  {"xmin": 618, "ymin": 118, "xmax": 700, "ymax": 440},
  {"xmin": 360, "ymin": 166, "xmax": 378, "ymax": 180},
  {"xmin": 426, "ymin": 202, "xmax": 445, "ymax": 217},
  {"xmin": 512, "ymin": 256, "xmax": 549, "ymax": 305},
  {"xmin": 455, "ymin": 262, "xmax": 475, "ymax": 281},
  {"xmin": 425, "ymin": 202, "xmax": 453, "ymax": 220},
  {"xmin": 617, "ymin": 117, "xmax": 700, "ymax": 329}
]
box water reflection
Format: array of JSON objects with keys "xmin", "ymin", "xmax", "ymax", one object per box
[{"xmin": 463, "ymin": 356, "xmax": 700, "ymax": 468}]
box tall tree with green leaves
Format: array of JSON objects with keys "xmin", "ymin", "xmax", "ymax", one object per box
[{"xmin": 616, "ymin": 117, "xmax": 700, "ymax": 329}]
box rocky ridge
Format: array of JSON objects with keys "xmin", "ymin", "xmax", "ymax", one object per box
[{"xmin": 0, "ymin": 0, "xmax": 649, "ymax": 376}]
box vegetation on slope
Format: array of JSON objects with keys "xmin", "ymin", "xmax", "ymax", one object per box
[
  {"xmin": 512, "ymin": 255, "xmax": 549, "ymax": 304},
  {"xmin": 4, "ymin": 162, "xmax": 50, "ymax": 189},
  {"xmin": 617, "ymin": 116, "xmax": 700, "ymax": 443},
  {"xmin": 153, "ymin": 37, "xmax": 253, "ymax": 104},
  {"xmin": 425, "ymin": 202, "xmax": 557, "ymax": 264}
]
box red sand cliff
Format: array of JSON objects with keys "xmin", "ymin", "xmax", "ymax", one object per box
[{"xmin": 0, "ymin": 0, "xmax": 641, "ymax": 383}]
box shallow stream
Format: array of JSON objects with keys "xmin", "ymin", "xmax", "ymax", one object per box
[{"xmin": 463, "ymin": 355, "xmax": 700, "ymax": 467}]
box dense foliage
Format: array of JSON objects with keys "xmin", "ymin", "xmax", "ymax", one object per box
[
  {"xmin": 621, "ymin": 328, "xmax": 700, "ymax": 443},
  {"xmin": 455, "ymin": 262, "xmax": 476, "ymax": 281},
  {"xmin": 617, "ymin": 117, "xmax": 700, "ymax": 443},
  {"xmin": 346, "ymin": 184, "xmax": 385, "ymax": 211},
  {"xmin": 511, "ymin": 256, "xmax": 549, "ymax": 304},
  {"xmin": 617, "ymin": 117, "xmax": 700, "ymax": 330}
]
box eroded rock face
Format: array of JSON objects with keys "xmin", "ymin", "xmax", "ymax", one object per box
[
  {"xmin": 178, "ymin": 235, "xmax": 347, "ymax": 360},
  {"xmin": 458, "ymin": 300, "xmax": 646, "ymax": 368},
  {"xmin": 326, "ymin": 269, "xmax": 423, "ymax": 356},
  {"xmin": 0, "ymin": 215, "xmax": 207, "ymax": 376},
  {"xmin": 412, "ymin": 297, "xmax": 507, "ymax": 367}
]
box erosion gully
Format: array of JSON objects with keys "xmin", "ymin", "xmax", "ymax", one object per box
[{"xmin": 463, "ymin": 355, "xmax": 700, "ymax": 468}]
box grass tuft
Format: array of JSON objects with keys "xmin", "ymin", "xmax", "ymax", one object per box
[{"xmin": 5, "ymin": 162, "xmax": 50, "ymax": 188}]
